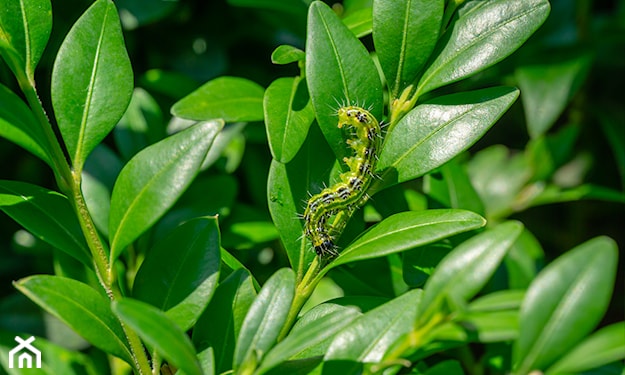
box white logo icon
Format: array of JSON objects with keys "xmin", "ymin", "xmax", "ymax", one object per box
[{"xmin": 8, "ymin": 336, "xmax": 42, "ymax": 369}]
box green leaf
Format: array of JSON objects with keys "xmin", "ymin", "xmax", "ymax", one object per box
[
  {"xmin": 516, "ymin": 52, "xmax": 593, "ymax": 138},
  {"xmin": 418, "ymin": 221, "xmax": 524, "ymax": 325},
  {"xmin": 133, "ymin": 217, "xmax": 221, "ymax": 331},
  {"xmin": 423, "ymin": 157, "xmax": 485, "ymax": 216},
  {"xmin": 513, "ymin": 237, "xmax": 619, "ymax": 374},
  {"xmin": 0, "ymin": 83, "xmax": 51, "ymax": 165},
  {"xmin": 325, "ymin": 289, "xmax": 422, "ymax": 364},
  {"xmin": 112, "ymin": 298, "xmax": 201, "ymax": 375},
  {"xmin": 234, "ymin": 268, "xmax": 295, "ymax": 372},
  {"xmin": 373, "ymin": 0, "xmax": 443, "ymax": 97},
  {"xmin": 424, "ymin": 360, "xmax": 464, "ymax": 375},
  {"xmin": 343, "ymin": 7, "xmax": 373, "ymax": 38},
  {"xmin": 193, "ymin": 269, "xmax": 257, "ymax": 374},
  {"xmin": 108, "ymin": 120, "xmax": 222, "ymax": 263},
  {"xmin": 466, "ymin": 145, "xmax": 532, "ymax": 221},
  {"xmin": 271, "ymin": 45, "xmax": 305, "ymax": 65},
  {"xmin": 51, "ymin": 0, "xmax": 133, "ymax": 170},
  {"xmin": 14, "ymin": 275, "xmax": 133, "ymax": 364},
  {"xmin": 0, "ymin": 180, "xmax": 91, "ymax": 267},
  {"xmin": 264, "ymin": 76, "xmax": 315, "ymax": 163},
  {"xmin": 114, "ymin": 87, "xmax": 165, "ymax": 160},
  {"xmin": 306, "ymin": 1, "xmax": 384, "ymax": 161},
  {"xmin": 546, "ymin": 323, "xmax": 625, "ymax": 375},
  {"xmin": 258, "ymin": 304, "xmax": 361, "ymax": 374},
  {"xmin": 402, "ymin": 242, "xmax": 452, "ymax": 288},
  {"xmin": 376, "ymin": 87, "xmax": 519, "ymax": 190},
  {"xmin": 82, "ymin": 144, "xmax": 123, "ymax": 238},
  {"xmin": 469, "ymin": 290, "xmax": 525, "ymax": 313},
  {"xmin": 327, "ymin": 209, "xmax": 486, "ymax": 272},
  {"xmin": 441, "ymin": 310, "xmax": 520, "ymax": 343},
  {"xmin": 0, "ymin": 0, "xmax": 51, "ymax": 79},
  {"xmin": 171, "ymin": 76, "xmax": 265, "ymax": 122},
  {"xmin": 417, "ymin": 0, "xmax": 550, "ymax": 95},
  {"xmin": 504, "ymin": 229, "xmax": 543, "ymax": 289}
]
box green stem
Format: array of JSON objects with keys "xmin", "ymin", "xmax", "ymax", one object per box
[
  {"xmin": 19, "ymin": 77, "xmax": 73, "ymax": 192},
  {"xmin": 71, "ymin": 171, "xmax": 151, "ymax": 375},
  {"xmin": 19, "ymin": 75, "xmax": 152, "ymax": 375},
  {"xmin": 277, "ymin": 257, "xmax": 321, "ymax": 341}
]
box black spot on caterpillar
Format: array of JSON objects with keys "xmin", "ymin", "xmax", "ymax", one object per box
[{"xmin": 303, "ymin": 106, "xmax": 381, "ymax": 258}]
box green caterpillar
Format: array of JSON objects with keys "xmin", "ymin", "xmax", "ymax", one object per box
[{"xmin": 303, "ymin": 106, "xmax": 381, "ymax": 258}]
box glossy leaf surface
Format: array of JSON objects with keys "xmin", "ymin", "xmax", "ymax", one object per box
[
  {"xmin": 513, "ymin": 237, "xmax": 618, "ymax": 374},
  {"xmin": 373, "ymin": 0, "xmax": 443, "ymax": 97},
  {"xmin": 109, "ymin": 120, "xmax": 222, "ymax": 262},
  {"xmin": 417, "ymin": 0, "xmax": 550, "ymax": 95},
  {"xmin": 328, "ymin": 209, "xmax": 486, "ymax": 272},
  {"xmin": 133, "ymin": 217, "xmax": 221, "ymax": 331},
  {"xmin": 0, "ymin": 84, "xmax": 51, "ymax": 165},
  {"xmin": 0, "ymin": 0, "xmax": 51, "ymax": 79},
  {"xmin": 51, "ymin": 0, "xmax": 133, "ymax": 170},
  {"xmin": 264, "ymin": 76, "xmax": 315, "ymax": 163},
  {"xmin": 14, "ymin": 275, "xmax": 132, "ymax": 364},
  {"xmin": 113, "ymin": 298, "xmax": 202, "ymax": 375},
  {"xmin": 0, "ymin": 180, "xmax": 90, "ymax": 266},
  {"xmin": 325, "ymin": 289, "xmax": 422, "ymax": 365},
  {"xmin": 306, "ymin": 1, "xmax": 383, "ymax": 161},
  {"xmin": 377, "ymin": 87, "xmax": 519, "ymax": 190},
  {"xmin": 193, "ymin": 269, "xmax": 257, "ymax": 374},
  {"xmin": 234, "ymin": 268, "xmax": 295, "ymax": 372},
  {"xmin": 419, "ymin": 221, "xmax": 524, "ymax": 324},
  {"xmin": 171, "ymin": 76, "xmax": 264, "ymax": 122}
]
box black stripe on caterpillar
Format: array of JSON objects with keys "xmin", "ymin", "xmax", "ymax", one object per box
[{"xmin": 304, "ymin": 106, "xmax": 381, "ymax": 258}]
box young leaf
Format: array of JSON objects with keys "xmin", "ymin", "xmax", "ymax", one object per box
[
  {"xmin": 193, "ymin": 268, "xmax": 257, "ymax": 374},
  {"xmin": 0, "ymin": 180, "xmax": 91, "ymax": 267},
  {"xmin": 328, "ymin": 209, "xmax": 486, "ymax": 271},
  {"xmin": 271, "ymin": 45, "xmax": 305, "ymax": 65},
  {"xmin": 0, "ymin": 0, "xmax": 52, "ymax": 80},
  {"xmin": 133, "ymin": 217, "xmax": 221, "ymax": 331},
  {"xmin": 264, "ymin": 76, "xmax": 315, "ymax": 163},
  {"xmin": 545, "ymin": 322, "xmax": 625, "ymax": 375},
  {"xmin": 171, "ymin": 76, "xmax": 265, "ymax": 122},
  {"xmin": 373, "ymin": 0, "xmax": 443, "ymax": 97},
  {"xmin": 306, "ymin": 0, "xmax": 384, "ymax": 162},
  {"xmin": 418, "ymin": 221, "xmax": 524, "ymax": 325},
  {"xmin": 417, "ymin": 0, "xmax": 550, "ymax": 95},
  {"xmin": 376, "ymin": 87, "xmax": 519, "ymax": 190},
  {"xmin": 325, "ymin": 289, "xmax": 422, "ymax": 364},
  {"xmin": 234, "ymin": 268, "xmax": 295, "ymax": 373},
  {"xmin": 51, "ymin": 0, "xmax": 133, "ymax": 171},
  {"xmin": 108, "ymin": 120, "xmax": 222, "ymax": 263},
  {"xmin": 0, "ymin": 83, "xmax": 51, "ymax": 166},
  {"xmin": 14, "ymin": 275, "xmax": 133, "ymax": 364},
  {"xmin": 513, "ymin": 236, "xmax": 618, "ymax": 374},
  {"xmin": 112, "ymin": 298, "xmax": 202, "ymax": 375}
]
